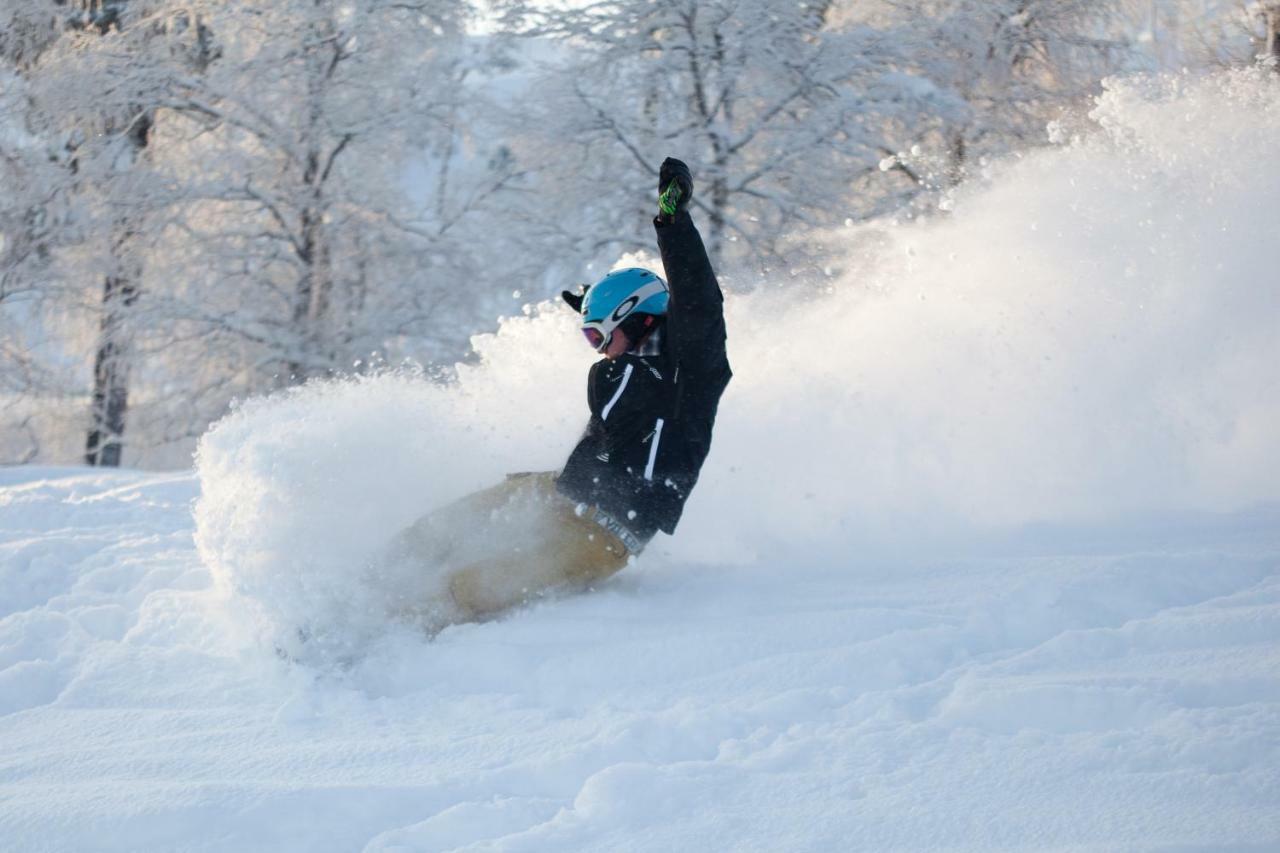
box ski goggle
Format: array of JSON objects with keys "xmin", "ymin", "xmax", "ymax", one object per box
[
  {"xmin": 581, "ymin": 325, "xmax": 610, "ymax": 351},
  {"xmin": 579, "ymin": 279, "xmax": 668, "ymax": 353}
]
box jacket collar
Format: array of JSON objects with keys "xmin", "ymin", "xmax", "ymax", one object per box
[{"xmin": 629, "ymin": 325, "xmax": 663, "ymax": 358}]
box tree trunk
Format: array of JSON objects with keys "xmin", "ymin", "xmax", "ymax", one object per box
[
  {"xmin": 287, "ymin": 152, "xmax": 333, "ymax": 383},
  {"xmin": 287, "ymin": 198, "xmax": 318, "ymax": 382},
  {"xmin": 1266, "ymin": 4, "xmax": 1280, "ymax": 69},
  {"xmin": 706, "ymin": 173, "xmax": 729, "ymax": 270},
  {"xmin": 948, "ymin": 129, "xmax": 968, "ymax": 188},
  {"xmin": 285, "ymin": 12, "xmax": 343, "ymax": 383},
  {"xmin": 84, "ymin": 107, "xmax": 150, "ymax": 468},
  {"xmin": 84, "ymin": 273, "xmax": 137, "ymax": 467}
]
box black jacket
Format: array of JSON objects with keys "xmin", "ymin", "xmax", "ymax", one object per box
[{"xmin": 557, "ymin": 210, "xmax": 732, "ymax": 543}]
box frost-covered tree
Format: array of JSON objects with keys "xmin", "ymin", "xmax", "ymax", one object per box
[
  {"xmin": 3, "ymin": 0, "xmax": 523, "ymax": 465},
  {"xmin": 1102, "ymin": 1, "xmax": 1280, "ymax": 73},
  {"xmin": 1259, "ymin": 2, "xmax": 1280, "ymax": 64},
  {"xmin": 1264, "ymin": 2, "xmax": 1274, "ymax": 64},
  {"xmin": 0, "ymin": 66, "xmax": 63, "ymax": 465},
  {"xmin": 0, "ymin": 1, "xmax": 163, "ymax": 466},
  {"xmin": 498, "ymin": 0, "xmax": 959, "ymax": 271},
  {"xmin": 879, "ymin": 0, "xmax": 1130, "ymax": 187},
  {"xmin": 18, "ymin": 1, "xmax": 226, "ymax": 466},
  {"xmin": 6, "ymin": 0, "xmax": 1255, "ymax": 469},
  {"xmin": 130, "ymin": 1, "xmax": 491, "ymax": 385}
]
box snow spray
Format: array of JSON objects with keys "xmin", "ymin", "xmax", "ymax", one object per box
[{"xmin": 194, "ymin": 70, "xmax": 1280, "ymax": 655}]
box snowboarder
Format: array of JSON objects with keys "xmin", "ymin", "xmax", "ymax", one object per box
[{"xmin": 390, "ymin": 157, "xmax": 731, "ymax": 622}]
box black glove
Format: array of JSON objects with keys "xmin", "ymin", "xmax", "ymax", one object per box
[
  {"xmin": 561, "ymin": 284, "xmax": 590, "ymax": 313},
  {"xmin": 658, "ymin": 157, "xmax": 693, "ymax": 220}
]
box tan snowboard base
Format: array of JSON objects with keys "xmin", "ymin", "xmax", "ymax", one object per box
[{"xmin": 386, "ymin": 472, "xmax": 631, "ymax": 623}]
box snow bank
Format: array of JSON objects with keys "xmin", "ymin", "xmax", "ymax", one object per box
[{"xmin": 194, "ymin": 70, "xmax": 1280, "ymax": 653}]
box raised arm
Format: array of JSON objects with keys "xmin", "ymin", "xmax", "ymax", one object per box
[{"xmin": 653, "ymin": 158, "xmax": 728, "ymax": 375}]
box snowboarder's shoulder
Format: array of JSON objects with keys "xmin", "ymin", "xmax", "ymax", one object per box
[
  {"xmin": 591, "ymin": 355, "xmax": 633, "ymax": 381},
  {"xmin": 594, "ymin": 354, "xmax": 670, "ymax": 384}
]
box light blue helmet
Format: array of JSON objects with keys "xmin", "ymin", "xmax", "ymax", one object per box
[{"xmin": 578, "ymin": 268, "xmax": 668, "ymax": 351}]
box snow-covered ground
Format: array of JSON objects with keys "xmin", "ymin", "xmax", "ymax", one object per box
[
  {"xmin": 3, "ymin": 71, "xmax": 1279, "ymax": 851},
  {"xmin": 3, "ymin": 467, "xmax": 1279, "ymax": 851}
]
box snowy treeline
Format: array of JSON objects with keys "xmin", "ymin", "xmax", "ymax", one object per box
[{"xmin": 1, "ymin": 0, "xmax": 1276, "ymax": 467}]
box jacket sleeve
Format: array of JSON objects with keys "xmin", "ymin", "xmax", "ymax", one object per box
[{"xmin": 654, "ymin": 210, "xmax": 728, "ymax": 377}]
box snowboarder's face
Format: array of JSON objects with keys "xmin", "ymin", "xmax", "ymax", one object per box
[{"xmin": 601, "ymin": 327, "xmax": 632, "ymax": 360}]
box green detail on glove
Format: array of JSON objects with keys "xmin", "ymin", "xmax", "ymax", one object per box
[{"xmin": 658, "ymin": 181, "xmax": 683, "ymax": 216}]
